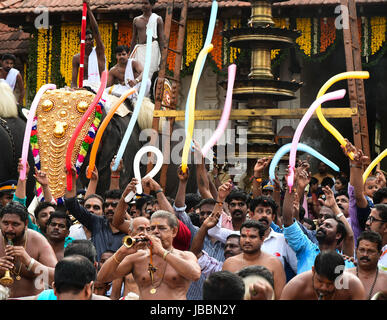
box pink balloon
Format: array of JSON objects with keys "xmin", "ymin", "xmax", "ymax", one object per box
[
  {"xmin": 20, "ymin": 84, "xmax": 57, "ymax": 180},
  {"xmin": 287, "ymin": 89, "xmax": 346, "ymax": 190},
  {"xmin": 202, "ymin": 64, "xmax": 236, "ymax": 158}
]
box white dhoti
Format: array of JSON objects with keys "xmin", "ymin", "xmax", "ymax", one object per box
[{"xmin": 129, "ymin": 41, "xmax": 160, "ymax": 79}]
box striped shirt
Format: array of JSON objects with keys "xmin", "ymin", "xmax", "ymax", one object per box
[{"xmin": 174, "ymin": 204, "xmax": 225, "ymax": 300}]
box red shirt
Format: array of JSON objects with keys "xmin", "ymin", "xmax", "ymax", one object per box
[{"xmin": 172, "ymin": 219, "xmax": 191, "ymax": 251}]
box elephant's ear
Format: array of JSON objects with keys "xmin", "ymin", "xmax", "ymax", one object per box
[{"xmin": 31, "ymin": 89, "xmax": 104, "ymax": 204}]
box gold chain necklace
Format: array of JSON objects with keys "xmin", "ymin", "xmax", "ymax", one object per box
[
  {"xmin": 2, "ymin": 233, "xmax": 28, "ymax": 281},
  {"xmin": 148, "ymin": 248, "xmax": 172, "ymax": 295}
]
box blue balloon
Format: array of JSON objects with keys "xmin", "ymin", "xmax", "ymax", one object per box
[
  {"xmin": 112, "ymin": 28, "xmax": 153, "ymax": 171},
  {"xmin": 269, "ymin": 143, "xmax": 340, "ymax": 183},
  {"xmin": 184, "ymin": 1, "xmax": 218, "ymax": 146}
]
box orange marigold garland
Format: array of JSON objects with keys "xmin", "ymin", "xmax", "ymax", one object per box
[
  {"xmin": 118, "ymin": 21, "xmax": 133, "ymax": 46},
  {"xmin": 210, "ymin": 19, "xmax": 223, "ymax": 70},
  {"xmin": 167, "ymin": 22, "xmax": 179, "ymax": 72},
  {"xmin": 320, "ymin": 17, "xmax": 336, "ymax": 53}
]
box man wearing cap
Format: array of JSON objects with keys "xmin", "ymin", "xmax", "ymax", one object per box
[
  {"xmin": 262, "ymin": 181, "xmax": 274, "ymax": 198},
  {"xmin": 0, "ymin": 180, "xmax": 17, "ymax": 208}
]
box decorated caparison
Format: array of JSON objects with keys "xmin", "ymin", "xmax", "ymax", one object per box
[{"xmin": 31, "ymin": 88, "xmax": 102, "ymax": 203}]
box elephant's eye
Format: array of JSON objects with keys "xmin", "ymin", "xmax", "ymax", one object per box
[{"xmin": 41, "ymin": 99, "xmax": 54, "ymax": 112}]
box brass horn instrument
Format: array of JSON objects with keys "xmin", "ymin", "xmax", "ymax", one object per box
[
  {"xmin": 122, "ymin": 236, "xmax": 148, "ymax": 249},
  {"xmin": 0, "ymin": 239, "xmax": 14, "ymax": 287}
]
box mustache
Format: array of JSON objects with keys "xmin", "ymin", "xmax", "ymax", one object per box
[
  {"xmin": 259, "ymin": 218, "xmax": 269, "ymax": 224},
  {"xmin": 233, "ymin": 209, "xmax": 243, "ymax": 215},
  {"xmin": 360, "ymin": 257, "xmax": 370, "ymax": 262}
]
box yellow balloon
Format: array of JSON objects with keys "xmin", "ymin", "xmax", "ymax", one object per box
[
  {"xmin": 363, "ymin": 148, "xmax": 387, "ymax": 183},
  {"xmin": 181, "ymin": 44, "xmax": 214, "ymax": 173},
  {"xmin": 316, "ymin": 71, "xmax": 369, "ymax": 160}
]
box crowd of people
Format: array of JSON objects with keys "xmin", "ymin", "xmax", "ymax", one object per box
[
  {"xmin": 0, "ymin": 135, "xmax": 386, "ymax": 300},
  {"xmin": 0, "ymin": 0, "xmax": 386, "ymax": 301}
]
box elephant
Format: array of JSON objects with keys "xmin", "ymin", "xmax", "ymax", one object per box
[
  {"xmin": 77, "ymin": 91, "xmax": 198, "ymax": 199},
  {"xmin": 0, "ymin": 81, "xmax": 36, "ymax": 206}
]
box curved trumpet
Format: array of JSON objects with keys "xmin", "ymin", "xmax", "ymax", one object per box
[
  {"xmin": 122, "ymin": 236, "xmax": 148, "ymax": 248},
  {"xmin": 0, "ymin": 270, "xmax": 14, "ymax": 287},
  {"xmin": 0, "ymin": 238, "xmax": 14, "ymax": 286}
]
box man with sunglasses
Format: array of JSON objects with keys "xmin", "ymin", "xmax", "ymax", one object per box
[
  {"xmin": 365, "ymin": 204, "xmax": 387, "ymax": 272},
  {"xmin": 64, "ymin": 164, "xmax": 126, "ymax": 262}
]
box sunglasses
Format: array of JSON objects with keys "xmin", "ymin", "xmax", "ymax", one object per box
[{"xmin": 104, "ymin": 202, "xmax": 119, "ymax": 209}]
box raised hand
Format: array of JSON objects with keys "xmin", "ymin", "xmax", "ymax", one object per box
[
  {"xmin": 217, "ymin": 179, "xmax": 233, "ymax": 202},
  {"xmin": 110, "ymin": 156, "xmax": 123, "ymax": 174},
  {"xmin": 202, "ymin": 211, "xmax": 221, "ymax": 230},
  {"xmin": 142, "ymin": 176, "xmax": 161, "ymax": 192},
  {"xmin": 34, "ymin": 167, "xmax": 49, "ymax": 187},
  {"xmin": 254, "ymin": 157, "xmax": 271, "ymax": 176},
  {"xmin": 177, "ymin": 165, "xmax": 189, "ymax": 183},
  {"xmin": 123, "ymin": 178, "xmax": 139, "ymax": 197}
]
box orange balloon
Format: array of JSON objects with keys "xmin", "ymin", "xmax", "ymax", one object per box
[{"xmin": 86, "ymin": 88, "xmax": 137, "ymax": 179}]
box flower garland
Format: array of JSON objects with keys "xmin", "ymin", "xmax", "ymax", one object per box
[
  {"xmin": 370, "ymin": 16, "xmax": 386, "ymax": 55},
  {"xmin": 30, "ymin": 102, "xmax": 103, "ymax": 204},
  {"xmin": 60, "ymin": 23, "xmax": 81, "ymax": 86},
  {"xmin": 99, "ymin": 22, "xmax": 113, "ymax": 69},
  {"xmin": 117, "ymin": 21, "xmax": 132, "ymax": 46},
  {"xmin": 185, "ymin": 19, "xmax": 204, "ymax": 67},
  {"xmin": 167, "ymin": 22, "xmax": 179, "ymax": 72},
  {"xmin": 296, "ymin": 18, "xmax": 312, "ymax": 56},
  {"xmin": 36, "ymin": 28, "xmax": 49, "ymax": 91},
  {"xmin": 320, "ymin": 17, "xmax": 336, "ymax": 53},
  {"xmin": 210, "ymin": 20, "xmax": 223, "ymax": 70},
  {"xmin": 271, "ymin": 18, "xmax": 290, "ymax": 60}
]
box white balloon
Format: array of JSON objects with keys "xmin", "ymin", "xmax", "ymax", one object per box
[{"xmin": 124, "ymin": 146, "xmax": 164, "ymax": 203}]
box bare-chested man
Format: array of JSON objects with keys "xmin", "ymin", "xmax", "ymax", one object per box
[
  {"xmin": 106, "ymin": 45, "xmax": 151, "ymax": 99},
  {"xmin": 0, "ymin": 202, "xmax": 57, "ymax": 298},
  {"xmin": 71, "ymin": 0, "xmax": 105, "ymax": 88},
  {"xmin": 97, "ymin": 210, "xmax": 201, "ymax": 300},
  {"xmin": 222, "ymin": 220, "xmax": 286, "ymax": 299},
  {"xmin": 348, "ymin": 231, "xmax": 387, "ymax": 299},
  {"xmin": 280, "ymin": 250, "xmax": 365, "ymax": 300},
  {"xmin": 129, "ymin": 0, "xmax": 166, "ymax": 79}
]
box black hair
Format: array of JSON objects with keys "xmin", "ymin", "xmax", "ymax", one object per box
[
  {"xmin": 299, "ymin": 206, "xmax": 306, "ymax": 221},
  {"xmin": 249, "ymin": 196, "xmax": 278, "ymax": 216},
  {"xmin": 188, "ymin": 212, "xmax": 200, "ymax": 227},
  {"xmin": 197, "ymin": 198, "xmax": 217, "ymax": 209},
  {"xmin": 104, "ymin": 189, "xmax": 122, "ymax": 200},
  {"xmin": 373, "ymin": 188, "xmax": 387, "ymax": 205},
  {"xmin": 303, "ymin": 217, "xmax": 316, "ymax": 230},
  {"xmin": 203, "ymin": 271, "xmax": 245, "ymax": 300},
  {"xmin": 78, "ymin": 29, "xmax": 93, "ymax": 40},
  {"xmin": 84, "ymin": 194, "xmax": 104, "ymax": 206},
  {"xmin": 54, "ymin": 255, "xmax": 96, "ymax": 294},
  {"xmin": 310, "ymin": 177, "xmax": 319, "ymax": 186},
  {"xmin": 374, "ymin": 203, "xmax": 387, "ymax": 222},
  {"xmin": 237, "ymin": 265, "xmax": 274, "ymax": 289},
  {"xmin": 148, "ymin": 0, "xmax": 157, "ymax": 5},
  {"xmin": 357, "ymin": 230, "xmax": 383, "ymax": 252},
  {"xmin": 335, "ymin": 176, "xmax": 348, "ymax": 187},
  {"xmin": 314, "ymin": 250, "xmax": 344, "ymax": 282},
  {"xmin": 0, "ymin": 201, "xmax": 28, "ymax": 222},
  {"xmin": 240, "ymin": 220, "xmax": 266, "ymax": 239},
  {"xmin": 226, "ymin": 190, "xmax": 248, "ymax": 204},
  {"xmin": 321, "ymin": 177, "xmax": 334, "ymax": 188},
  {"xmin": 335, "ymin": 190, "xmax": 349, "ymax": 199},
  {"xmin": 64, "ymin": 239, "xmax": 97, "ymax": 264},
  {"xmin": 115, "ymin": 45, "xmax": 129, "ymax": 54},
  {"xmin": 46, "ymin": 211, "xmax": 72, "ymax": 230},
  {"xmin": 1, "ymin": 53, "xmax": 16, "ymax": 62},
  {"xmin": 34, "ymin": 201, "xmax": 57, "ymax": 220},
  {"xmin": 135, "ymin": 195, "xmax": 155, "ymax": 211},
  {"xmin": 334, "ymin": 218, "xmax": 347, "ymax": 245},
  {"xmin": 185, "ymin": 193, "xmax": 202, "ymax": 212}
]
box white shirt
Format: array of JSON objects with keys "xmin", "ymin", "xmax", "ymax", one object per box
[
  {"xmin": 69, "ymin": 223, "xmax": 90, "ymax": 240},
  {"xmin": 261, "ymin": 228, "xmax": 298, "ymax": 274}
]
